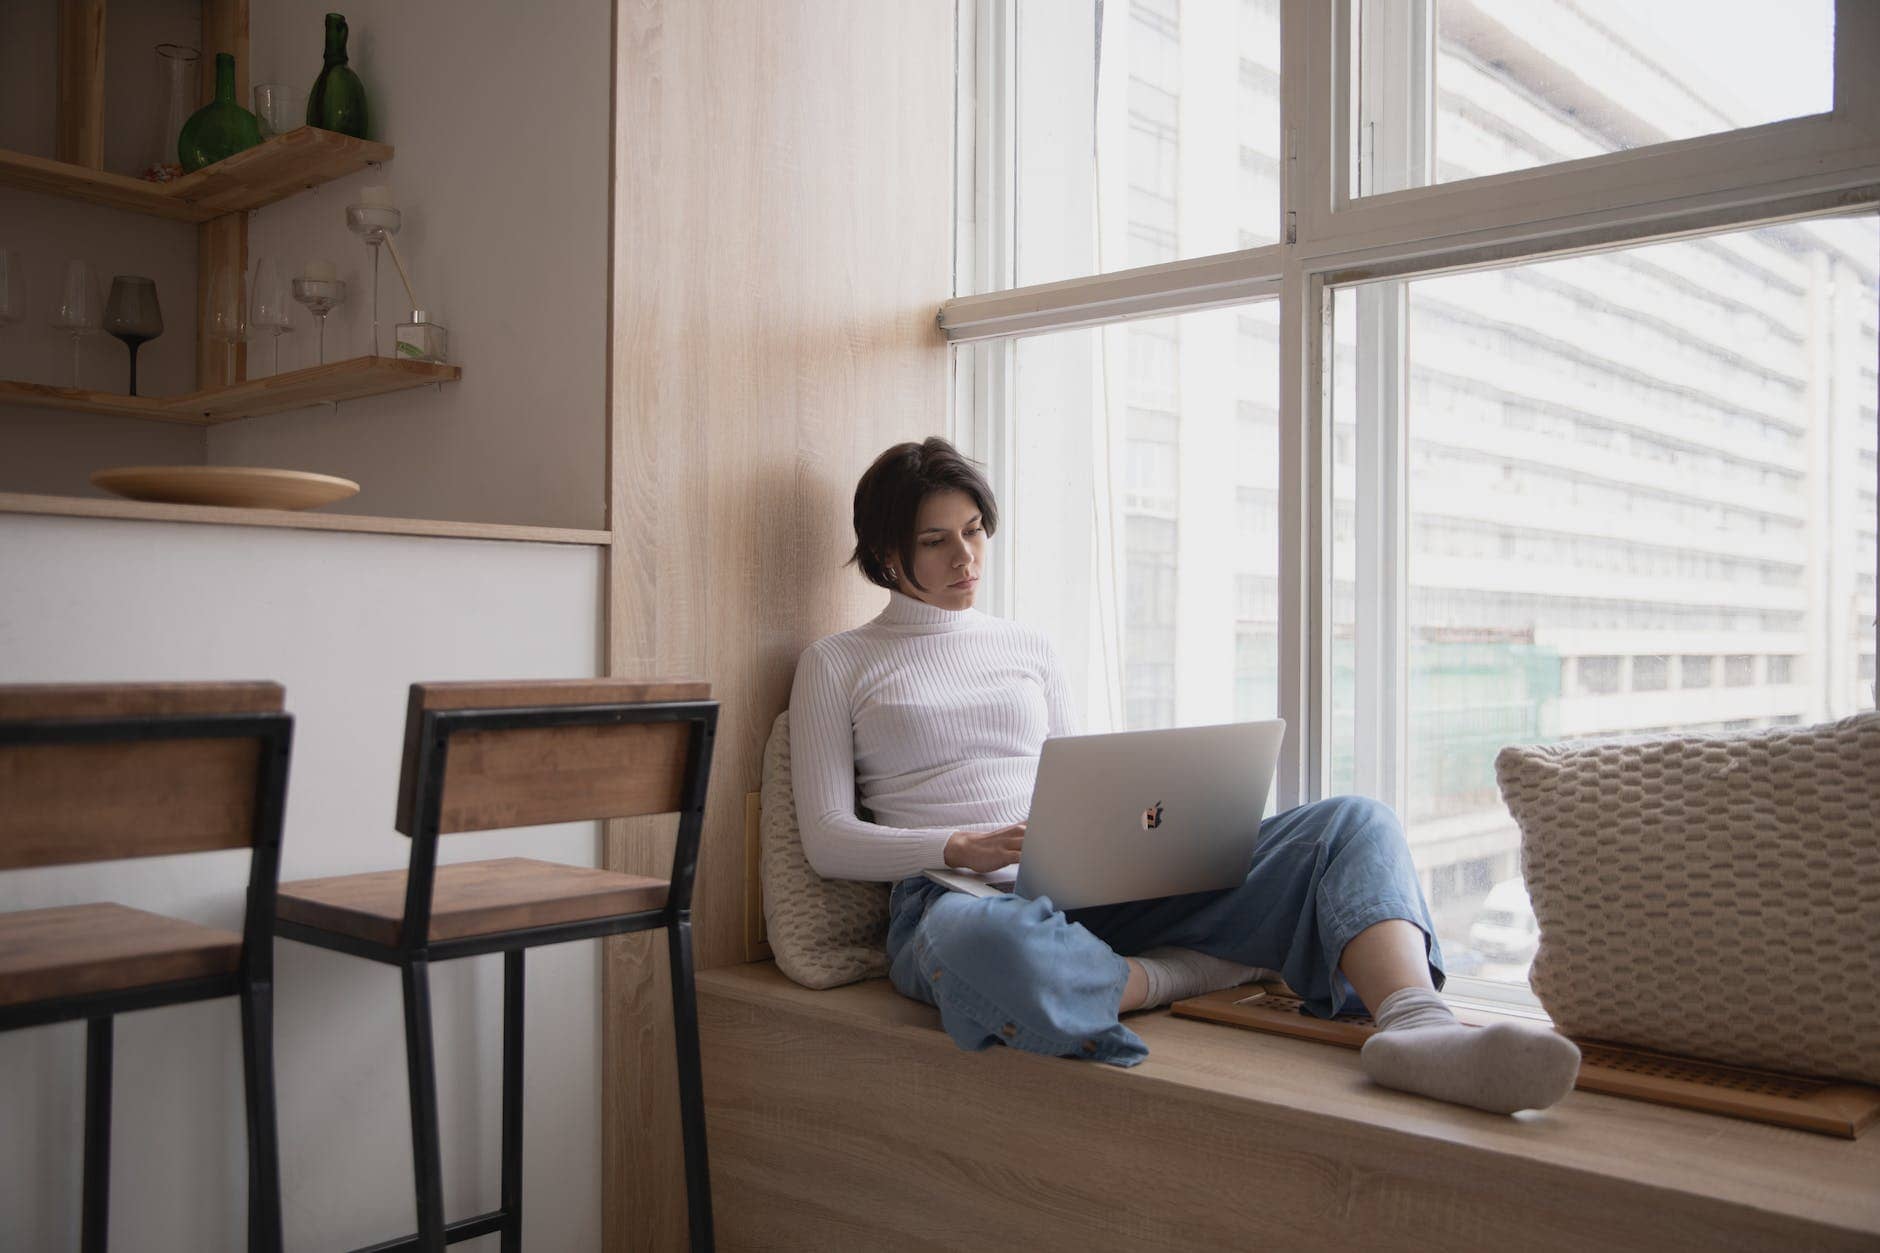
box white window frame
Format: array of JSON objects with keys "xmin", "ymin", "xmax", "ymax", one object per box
[{"xmin": 945, "ymin": 0, "xmax": 1880, "ymax": 848}]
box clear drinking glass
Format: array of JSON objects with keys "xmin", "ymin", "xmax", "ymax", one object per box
[
  {"xmin": 49, "ymin": 260, "xmax": 101, "ymax": 388},
  {"xmin": 249, "ymin": 257, "xmax": 294, "ymax": 373},
  {"xmin": 103, "ymin": 276, "xmax": 163, "ymax": 396},
  {"xmin": 205, "ymin": 264, "xmax": 247, "ymax": 382},
  {"xmin": 0, "ymin": 249, "xmax": 24, "ymax": 327},
  {"xmin": 252, "ymin": 84, "xmax": 301, "ymax": 139}
]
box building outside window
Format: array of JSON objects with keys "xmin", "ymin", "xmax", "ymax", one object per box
[{"xmin": 950, "ymin": 0, "xmax": 1877, "ymax": 999}]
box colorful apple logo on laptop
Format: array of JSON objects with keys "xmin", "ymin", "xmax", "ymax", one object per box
[{"xmin": 1141, "ymin": 801, "xmax": 1164, "ymax": 831}]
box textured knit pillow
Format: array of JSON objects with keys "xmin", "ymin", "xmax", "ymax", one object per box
[
  {"xmin": 1496, "ymin": 712, "xmax": 1880, "ymax": 1084},
  {"xmin": 758, "ymin": 712, "xmax": 890, "ymax": 990}
]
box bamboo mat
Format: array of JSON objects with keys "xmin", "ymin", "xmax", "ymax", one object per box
[{"xmin": 1172, "ymin": 982, "xmax": 1880, "ymax": 1139}]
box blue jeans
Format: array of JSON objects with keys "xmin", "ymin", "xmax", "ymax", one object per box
[{"xmin": 885, "ymin": 796, "xmax": 1444, "ymax": 1067}]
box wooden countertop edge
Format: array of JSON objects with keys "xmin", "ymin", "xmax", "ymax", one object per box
[{"xmin": 0, "ymin": 492, "xmax": 612, "ymax": 547}]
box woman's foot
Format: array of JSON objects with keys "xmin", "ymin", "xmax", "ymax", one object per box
[
  {"xmin": 1122, "ymin": 947, "xmax": 1267, "ymax": 1012},
  {"xmin": 1358, "ymin": 987, "xmax": 1581, "ymax": 1114}
]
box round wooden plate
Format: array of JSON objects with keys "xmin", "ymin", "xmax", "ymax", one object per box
[{"xmin": 90, "ymin": 465, "xmax": 361, "ymax": 511}]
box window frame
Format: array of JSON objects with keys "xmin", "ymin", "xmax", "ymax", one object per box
[{"xmin": 944, "ymin": 0, "xmax": 1880, "ymax": 995}]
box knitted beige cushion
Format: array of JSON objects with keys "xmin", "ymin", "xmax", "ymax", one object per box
[
  {"xmin": 758, "ymin": 712, "xmax": 890, "ymax": 990},
  {"xmin": 1495, "ymin": 712, "xmax": 1880, "ymax": 1084}
]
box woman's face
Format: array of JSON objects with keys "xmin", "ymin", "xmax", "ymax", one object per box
[{"xmin": 896, "ymin": 488, "xmax": 986, "ymax": 611}]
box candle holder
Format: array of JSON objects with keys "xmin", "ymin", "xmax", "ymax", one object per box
[
  {"xmin": 291, "ymin": 277, "xmax": 346, "ymax": 365},
  {"xmin": 345, "ymin": 199, "xmax": 401, "ymax": 356}
]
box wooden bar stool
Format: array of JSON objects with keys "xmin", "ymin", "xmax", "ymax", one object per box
[
  {"xmin": 274, "ymin": 679, "xmax": 718, "ymax": 1253},
  {"xmin": 0, "ymin": 682, "xmax": 292, "ymax": 1253}
]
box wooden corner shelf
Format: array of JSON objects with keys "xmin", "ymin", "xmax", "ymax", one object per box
[
  {"xmin": 0, "ymin": 356, "xmax": 460, "ymax": 426},
  {"xmin": 0, "ymin": 127, "xmax": 393, "ymax": 222}
]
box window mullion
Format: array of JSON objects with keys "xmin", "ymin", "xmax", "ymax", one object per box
[
  {"xmin": 976, "ymin": 0, "xmax": 1016, "ymax": 300},
  {"xmin": 1276, "ymin": 267, "xmax": 1326, "ymax": 811},
  {"xmin": 1352, "ymin": 279, "xmax": 1408, "ymax": 812},
  {"xmin": 1276, "ymin": 0, "xmax": 1328, "ymax": 809}
]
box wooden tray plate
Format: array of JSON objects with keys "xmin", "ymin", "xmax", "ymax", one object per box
[
  {"xmin": 1172, "ymin": 983, "xmax": 1880, "ymax": 1138},
  {"xmin": 91, "ymin": 466, "xmax": 360, "ymax": 511}
]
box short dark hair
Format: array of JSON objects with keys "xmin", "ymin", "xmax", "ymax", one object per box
[{"xmin": 850, "ymin": 438, "xmax": 999, "ymax": 592}]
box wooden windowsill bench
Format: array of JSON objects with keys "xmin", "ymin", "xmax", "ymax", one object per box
[{"xmin": 697, "ymin": 962, "xmax": 1880, "ymax": 1251}]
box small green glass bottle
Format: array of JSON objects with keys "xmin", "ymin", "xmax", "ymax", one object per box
[
  {"xmin": 306, "ymin": 13, "xmax": 369, "ymax": 138},
  {"xmin": 177, "ymin": 52, "xmax": 262, "ymax": 172}
]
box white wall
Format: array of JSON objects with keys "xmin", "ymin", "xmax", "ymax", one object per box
[{"xmin": 0, "ymin": 515, "xmax": 607, "ymax": 1252}]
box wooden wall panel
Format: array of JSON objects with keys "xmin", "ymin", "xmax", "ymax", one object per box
[
  {"xmin": 195, "ymin": 0, "xmax": 247, "ymax": 389},
  {"xmin": 604, "ymin": 1, "xmax": 956, "ymax": 1247},
  {"xmin": 55, "ymin": 0, "xmax": 105, "ymax": 168}
]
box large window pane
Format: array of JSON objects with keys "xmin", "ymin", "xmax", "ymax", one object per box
[
  {"xmin": 1331, "ymin": 216, "xmax": 1879, "ymax": 990},
  {"xmin": 990, "ymin": 303, "xmax": 1280, "ymax": 742},
  {"xmin": 1357, "ymin": 0, "xmax": 1836, "ymax": 197},
  {"xmin": 1008, "ymin": 0, "xmax": 1281, "ymax": 290}
]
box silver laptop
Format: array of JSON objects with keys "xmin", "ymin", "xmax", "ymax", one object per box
[{"xmin": 924, "ymin": 720, "xmax": 1286, "ymax": 910}]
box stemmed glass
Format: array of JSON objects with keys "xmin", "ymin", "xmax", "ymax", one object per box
[
  {"xmin": 249, "ymin": 258, "xmax": 294, "ymax": 374},
  {"xmin": 0, "ymin": 249, "xmax": 24, "ymax": 330},
  {"xmin": 205, "ymin": 265, "xmax": 247, "ymax": 382},
  {"xmin": 103, "ymin": 276, "xmax": 163, "ymax": 396},
  {"xmin": 49, "ymin": 260, "xmax": 101, "ymax": 389},
  {"xmin": 345, "ymin": 195, "xmax": 401, "ymax": 356},
  {"xmin": 291, "ymin": 276, "xmax": 346, "ymax": 365}
]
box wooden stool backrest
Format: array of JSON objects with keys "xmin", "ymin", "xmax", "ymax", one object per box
[
  {"xmin": 394, "ymin": 679, "xmax": 714, "ymax": 836},
  {"xmin": 0, "ymin": 682, "xmax": 288, "ymax": 870}
]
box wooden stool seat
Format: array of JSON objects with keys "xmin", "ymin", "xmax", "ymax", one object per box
[
  {"xmin": 274, "ymin": 681, "xmax": 717, "ymax": 1252},
  {"xmin": 276, "ymin": 857, "xmax": 671, "ymax": 947},
  {"xmin": 1, "ymin": 680, "xmax": 292, "ymax": 1252},
  {"xmin": 0, "ymin": 902, "xmax": 242, "ymax": 1009}
]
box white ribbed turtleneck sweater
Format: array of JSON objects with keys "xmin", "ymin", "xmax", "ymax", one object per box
[{"xmin": 789, "ymin": 591, "xmax": 1078, "ymax": 882}]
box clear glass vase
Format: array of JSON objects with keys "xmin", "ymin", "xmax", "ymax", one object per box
[{"xmin": 143, "ymin": 43, "xmax": 199, "ymax": 183}]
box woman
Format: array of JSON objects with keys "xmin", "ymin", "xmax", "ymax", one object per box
[{"xmin": 791, "ymin": 438, "xmax": 1580, "ymax": 1114}]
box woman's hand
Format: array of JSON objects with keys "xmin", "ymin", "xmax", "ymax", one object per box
[{"xmin": 944, "ymin": 822, "xmax": 1025, "ymax": 874}]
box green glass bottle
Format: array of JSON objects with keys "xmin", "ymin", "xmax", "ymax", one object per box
[
  {"xmin": 306, "ymin": 13, "xmax": 369, "ymax": 138},
  {"xmin": 177, "ymin": 53, "xmax": 262, "ymax": 172}
]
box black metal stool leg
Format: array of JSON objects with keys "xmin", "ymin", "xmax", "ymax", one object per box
[
  {"xmin": 401, "ymin": 960, "xmax": 447, "ymax": 1253},
  {"xmin": 241, "ymin": 979, "xmax": 285, "ymax": 1252},
  {"xmin": 500, "ymin": 950, "xmax": 524, "ymax": 1253},
  {"xmin": 82, "ymin": 1015, "xmax": 113, "ymax": 1253},
  {"xmin": 667, "ymin": 918, "xmax": 714, "ymax": 1252}
]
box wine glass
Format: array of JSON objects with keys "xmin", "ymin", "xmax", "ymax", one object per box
[
  {"xmin": 103, "ymin": 276, "xmax": 163, "ymax": 396},
  {"xmin": 0, "ymin": 249, "xmax": 24, "ymax": 329},
  {"xmin": 249, "ymin": 257, "xmax": 294, "ymax": 374},
  {"xmin": 49, "ymin": 260, "xmax": 101, "ymax": 388},
  {"xmin": 205, "ymin": 264, "xmax": 247, "ymax": 382},
  {"xmin": 291, "ymin": 276, "xmax": 346, "ymax": 365}
]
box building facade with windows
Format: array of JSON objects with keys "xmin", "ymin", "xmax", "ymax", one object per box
[{"xmin": 1075, "ymin": 0, "xmax": 1877, "ymax": 964}]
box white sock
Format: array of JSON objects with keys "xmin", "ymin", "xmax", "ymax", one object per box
[
  {"xmin": 1359, "ymin": 987, "xmax": 1581, "ymax": 1114},
  {"xmin": 1132, "ymin": 946, "xmax": 1266, "ymax": 1010}
]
